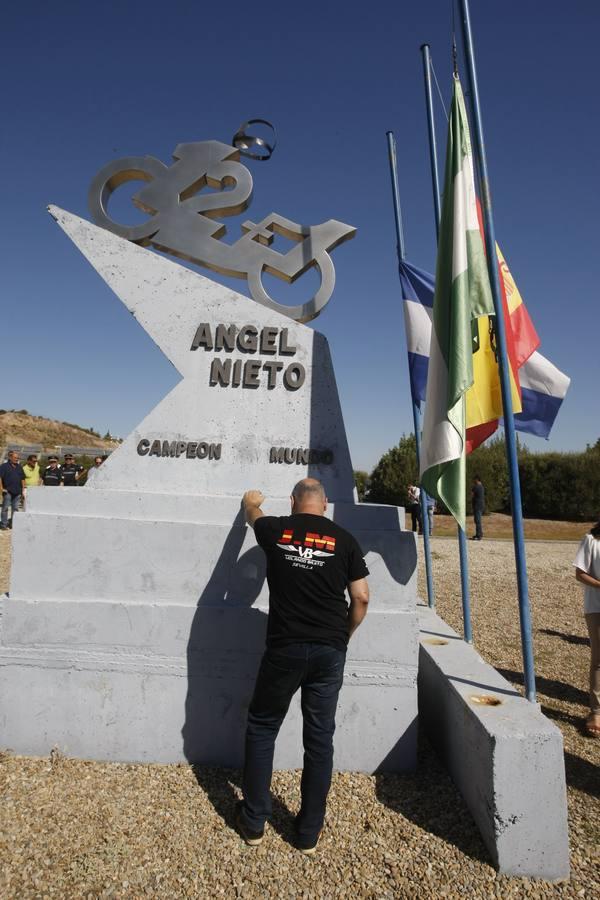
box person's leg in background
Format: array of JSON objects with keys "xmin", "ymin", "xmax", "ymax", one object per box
[
  {"xmin": 474, "ymin": 507, "xmax": 483, "ymax": 539},
  {"xmin": 584, "ymin": 613, "xmax": 600, "ymax": 735}
]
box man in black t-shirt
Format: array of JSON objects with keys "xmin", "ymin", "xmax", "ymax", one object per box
[{"xmin": 236, "ymin": 478, "xmax": 370, "ymax": 855}]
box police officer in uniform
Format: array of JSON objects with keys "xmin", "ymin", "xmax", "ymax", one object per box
[
  {"xmin": 42, "ymin": 457, "xmax": 63, "ymax": 487},
  {"xmin": 62, "ymin": 453, "xmax": 84, "ymax": 486}
]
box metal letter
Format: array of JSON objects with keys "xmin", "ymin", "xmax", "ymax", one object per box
[
  {"xmin": 297, "ymin": 448, "xmax": 310, "ymax": 465},
  {"xmin": 279, "ymin": 328, "xmax": 297, "ymax": 355},
  {"xmin": 197, "ymin": 442, "xmax": 209, "ymax": 459},
  {"xmin": 89, "ymin": 140, "xmax": 356, "ymax": 323},
  {"xmin": 260, "ymin": 326, "xmax": 278, "ymax": 354},
  {"xmin": 238, "ymin": 325, "xmax": 258, "ymax": 353},
  {"xmin": 215, "ymin": 323, "xmax": 237, "ymax": 351},
  {"xmin": 209, "ymin": 358, "xmax": 232, "ymax": 386},
  {"xmin": 270, "ymin": 447, "xmax": 285, "ymax": 463},
  {"xmin": 284, "ymin": 448, "xmax": 296, "ymax": 464},
  {"xmin": 262, "ymin": 359, "xmax": 284, "ymax": 388},
  {"xmin": 283, "ymin": 362, "xmax": 305, "ymax": 391},
  {"xmin": 161, "ymin": 440, "xmax": 172, "ymax": 457},
  {"xmin": 137, "ymin": 439, "xmax": 150, "ymax": 456},
  {"xmin": 175, "ymin": 442, "xmax": 187, "ymax": 457},
  {"xmin": 190, "ymin": 323, "xmax": 213, "ymax": 351},
  {"xmin": 231, "ymin": 359, "xmax": 243, "ymax": 387},
  {"xmin": 209, "ymin": 443, "xmax": 222, "ymax": 460},
  {"xmin": 186, "ymin": 442, "xmax": 198, "ymax": 458},
  {"xmin": 149, "ymin": 440, "xmax": 162, "ymax": 457},
  {"xmin": 243, "ymin": 359, "xmax": 261, "ymax": 388}
]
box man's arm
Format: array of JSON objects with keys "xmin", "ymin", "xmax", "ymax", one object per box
[
  {"xmin": 576, "ymin": 567, "xmax": 600, "ymax": 590},
  {"xmin": 242, "ymin": 490, "xmax": 265, "ymax": 528},
  {"xmin": 348, "ymin": 577, "xmax": 370, "ymax": 638}
]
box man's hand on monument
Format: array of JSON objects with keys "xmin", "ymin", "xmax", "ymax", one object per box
[
  {"xmin": 243, "ymin": 490, "xmax": 265, "ymax": 509},
  {"xmin": 242, "ymin": 490, "xmax": 265, "ymax": 528}
]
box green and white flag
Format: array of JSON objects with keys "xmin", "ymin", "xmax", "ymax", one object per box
[{"xmin": 419, "ymin": 76, "xmax": 495, "ymax": 527}]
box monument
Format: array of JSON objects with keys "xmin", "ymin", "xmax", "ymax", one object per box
[{"xmin": 0, "ymin": 129, "xmax": 418, "ymax": 771}]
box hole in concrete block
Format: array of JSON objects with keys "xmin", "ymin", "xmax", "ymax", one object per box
[
  {"xmin": 470, "ymin": 694, "xmax": 503, "ymax": 707},
  {"xmin": 422, "ymin": 638, "xmax": 449, "ymax": 646}
]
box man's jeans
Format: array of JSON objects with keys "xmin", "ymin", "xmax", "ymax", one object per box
[
  {"xmin": 1, "ymin": 492, "xmax": 20, "ymax": 528},
  {"xmin": 241, "ymin": 642, "xmax": 346, "ymax": 843},
  {"xmin": 473, "ymin": 506, "xmax": 483, "ymax": 539}
]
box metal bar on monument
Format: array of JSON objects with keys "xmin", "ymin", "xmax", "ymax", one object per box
[
  {"xmin": 457, "ymin": 0, "xmax": 536, "ymax": 700},
  {"xmin": 385, "ymin": 130, "xmax": 435, "ymax": 609},
  {"xmin": 420, "ymin": 44, "xmax": 473, "ymax": 643}
]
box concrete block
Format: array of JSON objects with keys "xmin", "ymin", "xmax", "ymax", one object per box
[
  {"xmin": 417, "ymin": 605, "xmax": 570, "ymax": 880},
  {"xmin": 0, "ymin": 598, "xmax": 417, "ymax": 772},
  {"xmin": 0, "ymin": 210, "xmax": 419, "ymax": 776}
]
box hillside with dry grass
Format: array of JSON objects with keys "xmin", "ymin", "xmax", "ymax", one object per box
[{"xmin": 0, "ymin": 410, "xmax": 119, "ymax": 452}]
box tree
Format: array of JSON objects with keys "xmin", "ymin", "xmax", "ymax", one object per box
[
  {"xmin": 353, "ymin": 470, "xmax": 370, "ymax": 502},
  {"xmin": 368, "ymin": 434, "xmax": 418, "ymax": 506}
]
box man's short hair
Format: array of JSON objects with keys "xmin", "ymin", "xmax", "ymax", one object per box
[{"xmin": 292, "ymin": 479, "xmax": 326, "ymax": 502}]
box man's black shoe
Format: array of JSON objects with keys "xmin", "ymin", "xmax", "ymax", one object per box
[
  {"xmin": 234, "ymin": 801, "xmax": 264, "ymax": 846},
  {"xmin": 295, "ymin": 829, "xmax": 322, "ymax": 856}
]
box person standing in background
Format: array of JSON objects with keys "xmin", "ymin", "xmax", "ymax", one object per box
[
  {"xmin": 0, "ymin": 451, "xmax": 26, "ymax": 529},
  {"xmin": 62, "ymin": 453, "xmax": 84, "ymax": 486},
  {"xmin": 22, "ymin": 454, "xmax": 42, "ymax": 488},
  {"xmin": 407, "ymin": 484, "xmax": 421, "ymax": 534},
  {"xmin": 574, "ymin": 520, "xmax": 600, "ymax": 738},
  {"xmin": 471, "ymin": 475, "xmax": 485, "ymax": 541},
  {"xmin": 42, "ymin": 457, "xmax": 63, "ymax": 487},
  {"xmin": 425, "ymin": 493, "xmax": 436, "ymax": 536},
  {"xmin": 86, "ymin": 455, "xmax": 105, "ymax": 484}
]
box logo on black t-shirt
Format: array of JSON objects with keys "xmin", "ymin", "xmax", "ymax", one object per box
[{"xmin": 276, "ymin": 528, "xmax": 336, "ymax": 565}]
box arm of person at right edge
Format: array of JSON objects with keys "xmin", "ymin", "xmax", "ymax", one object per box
[
  {"xmin": 242, "ymin": 490, "xmax": 265, "ymax": 528},
  {"xmin": 348, "ymin": 577, "xmax": 370, "ymax": 638},
  {"xmin": 575, "ymin": 567, "xmax": 600, "ymax": 590}
]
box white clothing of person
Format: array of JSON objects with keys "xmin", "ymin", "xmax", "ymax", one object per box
[{"xmin": 573, "ymin": 534, "xmax": 600, "ymax": 613}]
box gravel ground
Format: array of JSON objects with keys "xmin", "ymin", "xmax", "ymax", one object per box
[{"xmin": 1, "ymin": 531, "xmax": 599, "ymax": 898}]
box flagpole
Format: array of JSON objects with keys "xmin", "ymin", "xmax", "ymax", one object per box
[
  {"xmin": 457, "ymin": 0, "xmax": 536, "ymax": 701},
  {"xmin": 386, "ymin": 130, "xmax": 435, "ymax": 609},
  {"xmin": 420, "ymin": 44, "xmax": 473, "ymax": 643}
]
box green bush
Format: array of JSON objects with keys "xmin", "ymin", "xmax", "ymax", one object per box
[{"xmin": 368, "ymin": 433, "xmax": 600, "ymax": 520}]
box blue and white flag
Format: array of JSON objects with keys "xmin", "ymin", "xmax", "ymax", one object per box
[{"xmin": 399, "ymin": 259, "xmax": 570, "ymax": 440}]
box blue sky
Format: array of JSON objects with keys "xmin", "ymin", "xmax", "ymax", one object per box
[{"xmin": 2, "ymin": 1, "xmax": 598, "ymax": 471}]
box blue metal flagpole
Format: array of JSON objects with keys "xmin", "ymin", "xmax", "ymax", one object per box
[
  {"xmin": 457, "ymin": 0, "xmax": 536, "ymax": 700},
  {"xmin": 386, "ymin": 130, "xmax": 435, "ymax": 609},
  {"xmin": 420, "ymin": 44, "xmax": 472, "ymax": 643}
]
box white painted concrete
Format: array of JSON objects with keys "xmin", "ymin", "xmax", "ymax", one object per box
[
  {"xmin": 0, "ymin": 210, "xmax": 418, "ymax": 772},
  {"xmin": 417, "ymin": 605, "xmax": 570, "ymax": 880}
]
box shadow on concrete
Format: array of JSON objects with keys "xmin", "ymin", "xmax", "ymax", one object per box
[
  {"xmin": 447, "ymin": 674, "xmax": 521, "ymax": 698},
  {"xmin": 375, "ymin": 727, "xmax": 491, "ymax": 865},
  {"xmin": 540, "ymin": 628, "xmax": 590, "ymax": 647},
  {"xmin": 496, "ymin": 667, "xmax": 588, "ymax": 707},
  {"xmin": 190, "ymin": 765, "xmax": 297, "ymax": 843},
  {"xmin": 373, "ymin": 716, "xmax": 419, "ymax": 773},
  {"xmin": 182, "ymin": 509, "xmax": 267, "ymax": 765},
  {"xmin": 420, "ymin": 628, "xmax": 462, "ymax": 642}
]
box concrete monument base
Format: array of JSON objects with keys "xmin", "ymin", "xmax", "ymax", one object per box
[
  {"xmin": 0, "ymin": 208, "xmax": 419, "ymax": 773},
  {"xmin": 418, "ymin": 604, "xmax": 570, "ymax": 880},
  {"xmin": 0, "ymin": 490, "xmax": 418, "ymax": 772}
]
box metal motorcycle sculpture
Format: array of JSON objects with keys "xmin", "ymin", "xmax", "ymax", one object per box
[{"xmin": 88, "ymin": 140, "xmax": 356, "ymax": 323}]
